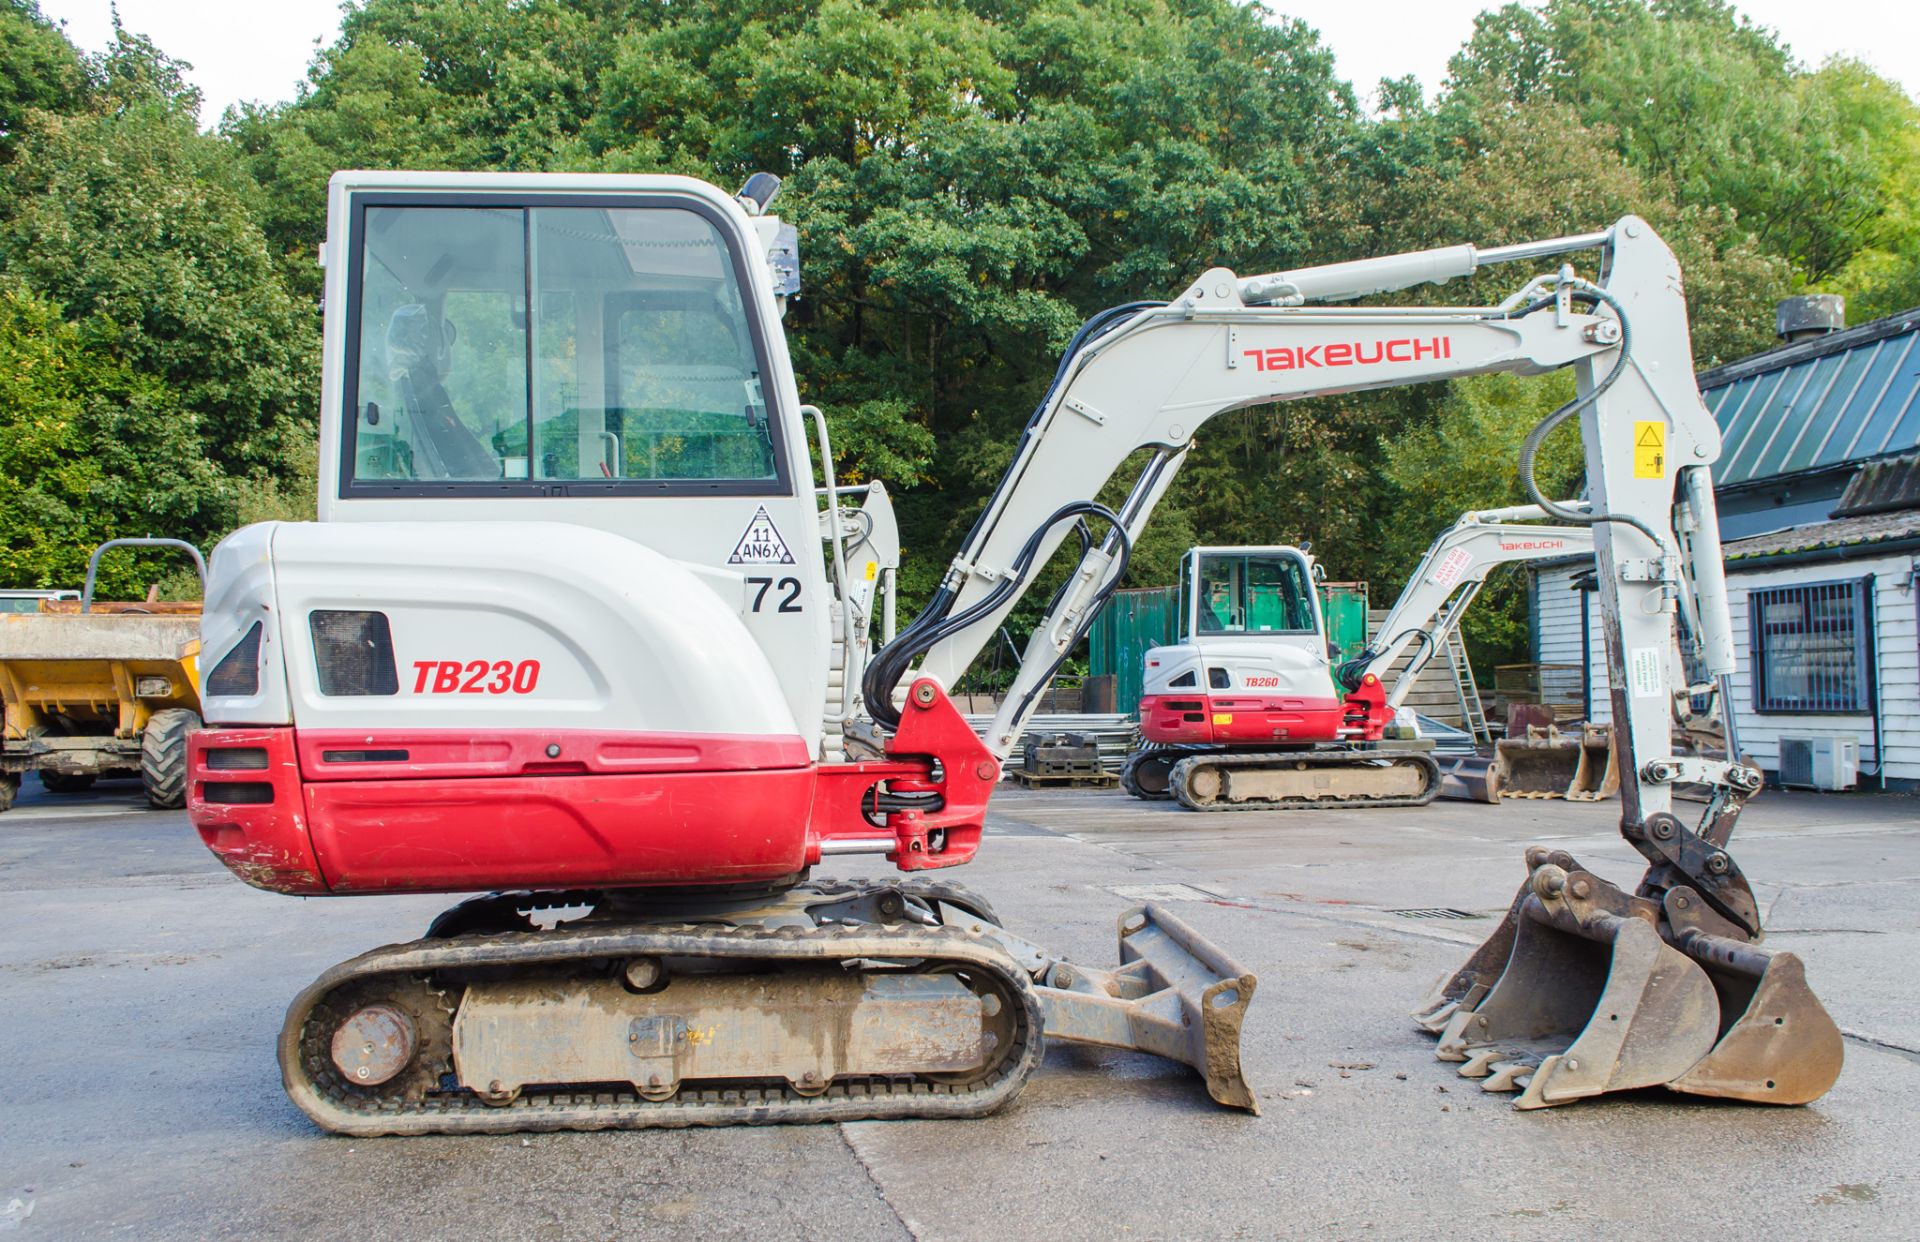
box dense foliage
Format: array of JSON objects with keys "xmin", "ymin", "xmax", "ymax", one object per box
[{"xmin": 3, "ymin": 0, "xmax": 1915, "ymax": 660}]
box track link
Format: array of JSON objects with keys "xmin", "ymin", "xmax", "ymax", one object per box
[
  {"xmin": 1170, "ymin": 749, "xmax": 1441, "ymax": 811},
  {"xmin": 281, "ymin": 918, "xmax": 1043, "ymax": 1136}
]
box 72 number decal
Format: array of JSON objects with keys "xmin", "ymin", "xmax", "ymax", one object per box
[
  {"xmin": 747, "ymin": 576, "xmax": 803, "ymax": 613},
  {"xmin": 411, "ymin": 659, "xmax": 541, "ymax": 695}
]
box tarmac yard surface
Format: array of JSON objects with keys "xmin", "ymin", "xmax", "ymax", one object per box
[{"xmin": 2, "ymin": 780, "xmax": 1916, "ymax": 1240}]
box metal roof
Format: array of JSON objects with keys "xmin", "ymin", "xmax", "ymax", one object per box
[
  {"xmin": 1721, "ymin": 507, "xmax": 1920, "ymax": 561},
  {"xmin": 1833, "ymin": 450, "xmax": 1920, "ymax": 517},
  {"xmin": 1700, "ymin": 309, "xmax": 1920, "ymax": 487}
]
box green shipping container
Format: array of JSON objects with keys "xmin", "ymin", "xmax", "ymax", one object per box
[{"xmin": 1088, "ymin": 587, "xmax": 1178, "ymax": 715}]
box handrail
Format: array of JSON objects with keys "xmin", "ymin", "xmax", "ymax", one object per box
[{"xmin": 82, "ymin": 538, "xmax": 206, "ymax": 614}]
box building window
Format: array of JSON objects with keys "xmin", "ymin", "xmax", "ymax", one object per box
[{"xmin": 1749, "ymin": 578, "xmax": 1873, "ymax": 714}]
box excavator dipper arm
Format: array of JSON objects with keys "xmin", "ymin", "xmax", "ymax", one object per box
[{"xmin": 1342, "ymin": 505, "xmax": 1594, "ymax": 718}]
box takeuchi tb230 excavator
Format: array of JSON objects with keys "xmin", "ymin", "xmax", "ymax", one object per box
[
  {"xmin": 186, "ymin": 170, "xmax": 1840, "ymax": 1134},
  {"xmin": 1120, "ymin": 507, "xmax": 1595, "ymax": 809}
]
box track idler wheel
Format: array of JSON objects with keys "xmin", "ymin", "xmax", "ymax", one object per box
[
  {"xmin": 1120, "ymin": 749, "xmax": 1178, "ymax": 800},
  {"xmin": 300, "ymin": 977, "xmax": 454, "ymax": 1107}
]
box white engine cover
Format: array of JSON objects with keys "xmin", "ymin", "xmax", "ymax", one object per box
[
  {"xmin": 199, "ymin": 520, "xmax": 801, "ymax": 740},
  {"xmin": 1143, "ymin": 635, "xmax": 1338, "ymax": 699}
]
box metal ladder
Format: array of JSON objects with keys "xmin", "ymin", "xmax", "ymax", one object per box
[{"xmin": 1445, "ymin": 629, "xmax": 1492, "ymax": 744}]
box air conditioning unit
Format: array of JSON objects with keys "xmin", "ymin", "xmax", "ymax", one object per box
[{"xmin": 1777, "ymin": 736, "xmax": 1860, "ymax": 791}]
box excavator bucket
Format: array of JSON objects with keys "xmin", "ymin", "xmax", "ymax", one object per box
[
  {"xmin": 1564, "ymin": 725, "xmax": 1619, "ymax": 801},
  {"xmin": 1492, "ymin": 726, "xmax": 1583, "ymax": 799},
  {"xmin": 1424, "ymin": 859, "xmax": 1843, "ymax": 1109},
  {"xmin": 1660, "ymin": 888, "xmax": 1844, "ymax": 1104},
  {"xmin": 1411, "ymin": 847, "xmax": 1575, "ymax": 1032},
  {"xmin": 1029, "ymin": 903, "xmax": 1258, "ymax": 1112}
]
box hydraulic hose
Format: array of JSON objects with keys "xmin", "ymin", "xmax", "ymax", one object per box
[
  {"xmin": 1514, "ymin": 286, "xmax": 1669, "ymax": 553},
  {"xmin": 861, "ymin": 301, "xmax": 1162, "ymax": 728},
  {"xmin": 863, "ymin": 499, "xmax": 1131, "ymax": 729}
]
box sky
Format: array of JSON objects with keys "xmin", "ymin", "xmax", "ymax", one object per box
[{"xmin": 36, "ymin": 0, "xmax": 1920, "ymax": 129}]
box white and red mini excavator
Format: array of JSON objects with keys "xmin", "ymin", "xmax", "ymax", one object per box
[
  {"xmin": 1120, "ymin": 508, "xmax": 1595, "ymax": 809},
  {"xmin": 187, "ymin": 171, "xmax": 1839, "ymax": 1134}
]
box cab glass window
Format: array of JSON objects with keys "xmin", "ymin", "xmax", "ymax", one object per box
[
  {"xmin": 347, "ymin": 201, "xmax": 778, "ymax": 489},
  {"xmin": 1187, "ymin": 552, "xmax": 1316, "ymax": 635}
]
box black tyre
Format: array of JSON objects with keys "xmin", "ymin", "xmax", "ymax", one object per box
[
  {"xmin": 0, "ymin": 774, "xmax": 17, "ymax": 813},
  {"xmin": 141, "ymin": 709, "xmax": 201, "ymax": 809},
  {"xmin": 39, "ymin": 771, "xmax": 96, "ymax": 794}
]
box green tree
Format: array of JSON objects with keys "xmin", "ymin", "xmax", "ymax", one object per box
[
  {"xmin": 0, "ymin": 27, "xmax": 318, "ymax": 479},
  {"xmin": 1446, "ymin": 0, "xmax": 1920, "ymax": 290},
  {"xmin": 0, "ymin": 282, "xmax": 232, "ymax": 593},
  {"xmin": 0, "ymin": 0, "xmax": 86, "ymax": 165}
]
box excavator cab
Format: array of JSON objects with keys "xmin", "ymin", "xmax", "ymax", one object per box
[{"xmin": 1180, "ymin": 548, "xmax": 1320, "ymax": 637}]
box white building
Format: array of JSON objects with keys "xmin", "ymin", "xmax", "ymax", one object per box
[{"xmin": 1529, "ymin": 301, "xmax": 1920, "ymax": 792}]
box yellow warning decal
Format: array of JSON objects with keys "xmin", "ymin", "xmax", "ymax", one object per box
[
  {"xmin": 1212, "ymin": 713, "xmax": 1234, "ymax": 726},
  {"xmin": 864, "ymin": 560, "xmax": 878, "ymax": 581},
  {"xmin": 1634, "ymin": 421, "xmax": 1666, "ymax": 479}
]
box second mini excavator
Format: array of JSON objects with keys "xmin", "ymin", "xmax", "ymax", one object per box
[{"xmin": 1119, "ymin": 507, "xmax": 1595, "ymax": 809}]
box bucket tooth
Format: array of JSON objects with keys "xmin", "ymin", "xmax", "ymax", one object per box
[
  {"xmin": 1413, "ymin": 847, "xmax": 1580, "ymax": 1036},
  {"xmin": 1662, "ymin": 888, "xmax": 1844, "ymax": 1105},
  {"xmin": 1440, "ymin": 863, "xmax": 1720, "ymax": 1110},
  {"xmin": 1482, "ymin": 1060, "xmax": 1534, "ymax": 1093},
  {"xmin": 1032, "ymin": 903, "xmax": 1258, "ymax": 1112}
]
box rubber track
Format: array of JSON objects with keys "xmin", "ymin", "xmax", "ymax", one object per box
[
  {"xmin": 1170, "ymin": 749, "xmax": 1442, "ymax": 812},
  {"xmin": 281, "ymin": 919, "xmax": 1045, "ymax": 1136}
]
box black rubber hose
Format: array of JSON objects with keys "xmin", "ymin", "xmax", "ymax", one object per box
[
  {"xmin": 861, "ymin": 301, "xmax": 1162, "ymax": 727},
  {"xmin": 1513, "ymin": 286, "xmax": 1669, "ymax": 552}
]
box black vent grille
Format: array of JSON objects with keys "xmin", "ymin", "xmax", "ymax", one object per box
[
  {"xmin": 310, "ymin": 611, "xmax": 398, "ymax": 697},
  {"xmin": 204, "ymin": 622, "xmax": 263, "ymax": 697}
]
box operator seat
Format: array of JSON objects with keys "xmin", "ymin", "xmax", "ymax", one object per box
[{"xmin": 386, "ymin": 304, "xmax": 501, "ymax": 480}]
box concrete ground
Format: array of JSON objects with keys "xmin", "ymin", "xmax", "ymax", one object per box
[{"xmin": 1, "ymin": 775, "xmax": 1915, "ymax": 1240}]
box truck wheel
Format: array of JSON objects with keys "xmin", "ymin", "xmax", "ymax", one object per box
[
  {"xmin": 141, "ymin": 709, "xmax": 201, "ymax": 809},
  {"xmin": 0, "ymin": 774, "xmax": 17, "ymax": 813},
  {"xmin": 40, "ymin": 771, "xmax": 97, "ymax": 794}
]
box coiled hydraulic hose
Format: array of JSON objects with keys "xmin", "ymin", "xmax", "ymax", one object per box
[{"xmin": 1514, "ymin": 286, "xmax": 1669, "ymax": 553}]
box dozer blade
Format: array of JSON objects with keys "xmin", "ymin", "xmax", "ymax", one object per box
[
  {"xmin": 1411, "ymin": 847, "xmax": 1576, "ymax": 1034},
  {"xmin": 1032, "ymin": 903, "xmax": 1258, "ymax": 1112},
  {"xmin": 1661, "ymin": 888, "xmax": 1844, "ymax": 1104},
  {"xmin": 1435, "ymin": 752, "xmax": 1503, "ymax": 804},
  {"xmin": 1493, "ymin": 728, "xmax": 1582, "ymax": 799},
  {"xmin": 1564, "ymin": 726, "xmax": 1619, "ymax": 802},
  {"xmin": 1434, "ymin": 863, "xmax": 1720, "ymax": 1109}
]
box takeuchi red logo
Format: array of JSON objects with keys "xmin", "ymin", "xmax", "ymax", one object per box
[{"xmin": 1242, "ymin": 337, "xmax": 1452, "ymax": 371}]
